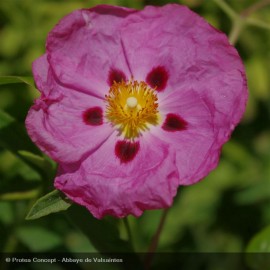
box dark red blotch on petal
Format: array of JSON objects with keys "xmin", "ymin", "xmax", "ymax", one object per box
[
  {"xmin": 108, "ymin": 68, "xmax": 127, "ymax": 86},
  {"xmin": 83, "ymin": 107, "xmax": 103, "ymax": 126},
  {"xmin": 115, "ymin": 140, "xmax": 140, "ymax": 163},
  {"xmin": 146, "ymin": 66, "xmax": 169, "ymax": 91},
  {"xmin": 162, "ymin": 113, "xmax": 187, "ymax": 132}
]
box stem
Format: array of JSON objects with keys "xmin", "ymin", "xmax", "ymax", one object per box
[
  {"xmin": 123, "ymin": 217, "xmax": 135, "ymax": 251},
  {"xmin": 241, "ymin": 0, "xmax": 270, "ymax": 16},
  {"xmin": 144, "ymin": 208, "xmax": 169, "ymax": 270},
  {"xmin": 246, "ymin": 17, "xmax": 270, "ymax": 31},
  {"xmin": 214, "ymin": 0, "xmax": 270, "ymax": 45},
  {"xmin": 229, "ymin": 17, "xmax": 245, "ymax": 45},
  {"xmin": 212, "ymin": 0, "xmax": 237, "ymax": 19}
]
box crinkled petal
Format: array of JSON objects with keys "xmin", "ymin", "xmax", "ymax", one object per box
[
  {"xmin": 152, "ymin": 88, "xmax": 218, "ymax": 184},
  {"xmin": 55, "ymin": 133, "xmax": 179, "ymax": 219},
  {"xmin": 26, "ymin": 63, "xmax": 112, "ymax": 164},
  {"xmin": 120, "ymin": 4, "xmax": 246, "ymax": 98},
  {"xmin": 47, "ymin": 5, "xmax": 136, "ymax": 97},
  {"xmin": 32, "ymin": 55, "xmax": 50, "ymax": 94},
  {"xmin": 154, "ymin": 70, "xmax": 247, "ymax": 185}
]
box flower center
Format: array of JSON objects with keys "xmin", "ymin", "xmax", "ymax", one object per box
[
  {"xmin": 126, "ymin": 96, "xmax": 138, "ymax": 108},
  {"xmin": 105, "ymin": 80, "xmax": 159, "ymax": 139}
]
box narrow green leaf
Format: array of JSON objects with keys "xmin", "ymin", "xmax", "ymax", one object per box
[
  {"xmin": 246, "ymin": 226, "xmax": 270, "ymax": 270},
  {"xmin": 0, "ymin": 189, "xmax": 39, "ymax": 200},
  {"xmin": 26, "ymin": 190, "xmax": 72, "ymax": 220},
  {"xmin": 0, "ymin": 76, "xmax": 35, "ymax": 88},
  {"xmin": 18, "ymin": 150, "xmax": 53, "ymax": 172}
]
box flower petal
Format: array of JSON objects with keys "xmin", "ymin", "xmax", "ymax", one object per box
[
  {"xmin": 154, "ymin": 79, "xmax": 247, "ymax": 184},
  {"xmin": 54, "ymin": 133, "xmax": 179, "ymax": 219},
  {"xmin": 120, "ymin": 4, "xmax": 246, "ymax": 98},
  {"xmin": 32, "ymin": 55, "xmax": 50, "ymax": 94},
  {"xmin": 26, "ymin": 67, "xmax": 113, "ymax": 164},
  {"xmin": 46, "ymin": 5, "xmax": 136, "ymax": 97}
]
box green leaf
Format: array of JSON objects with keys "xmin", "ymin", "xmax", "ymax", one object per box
[
  {"xmin": 16, "ymin": 226, "xmax": 62, "ymax": 252},
  {"xmin": 246, "ymin": 226, "xmax": 270, "ymax": 252},
  {"xmin": 246, "ymin": 226, "xmax": 270, "ymax": 270},
  {"xmin": 68, "ymin": 205, "xmax": 143, "ymax": 269},
  {"xmin": 0, "ymin": 189, "xmax": 39, "ymax": 200},
  {"xmin": 18, "ymin": 150, "xmax": 53, "ymax": 172},
  {"xmin": 0, "ymin": 76, "xmax": 35, "ymax": 88},
  {"xmin": 26, "ymin": 190, "xmax": 72, "ymax": 220}
]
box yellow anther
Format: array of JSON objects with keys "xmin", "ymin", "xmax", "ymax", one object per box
[{"xmin": 105, "ymin": 80, "xmax": 159, "ymax": 139}]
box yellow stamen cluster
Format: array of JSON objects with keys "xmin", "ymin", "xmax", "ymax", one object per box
[{"xmin": 105, "ymin": 80, "xmax": 159, "ymax": 139}]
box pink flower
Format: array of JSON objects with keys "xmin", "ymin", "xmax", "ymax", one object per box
[{"xmin": 26, "ymin": 4, "xmax": 247, "ymax": 219}]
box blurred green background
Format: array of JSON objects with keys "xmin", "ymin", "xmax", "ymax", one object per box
[{"xmin": 0, "ymin": 0, "xmax": 270, "ymax": 269}]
